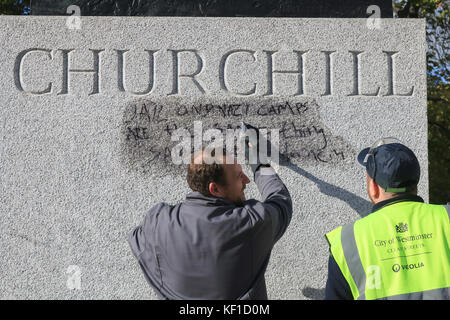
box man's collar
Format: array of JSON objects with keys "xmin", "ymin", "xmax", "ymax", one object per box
[
  {"xmin": 185, "ymin": 191, "xmax": 236, "ymax": 207},
  {"xmin": 371, "ymin": 194, "xmax": 424, "ymax": 213}
]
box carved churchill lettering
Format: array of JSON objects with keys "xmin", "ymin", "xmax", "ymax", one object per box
[
  {"xmin": 263, "ymin": 50, "xmax": 308, "ymax": 96},
  {"xmin": 15, "ymin": 48, "xmax": 53, "ymax": 94},
  {"xmin": 58, "ymin": 49, "xmax": 104, "ymax": 95},
  {"xmin": 348, "ymin": 51, "xmax": 381, "ymax": 96},
  {"xmin": 117, "ymin": 49, "xmax": 158, "ymax": 95},
  {"xmin": 14, "ymin": 48, "xmax": 415, "ymax": 97},
  {"xmin": 219, "ymin": 49, "xmax": 257, "ymax": 96},
  {"xmin": 321, "ymin": 51, "xmax": 335, "ymax": 96},
  {"xmin": 168, "ymin": 49, "xmax": 206, "ymax": 95},
  {"xmin": 383, "ymin": 51, "xmax": 414, "ymax": 96}
]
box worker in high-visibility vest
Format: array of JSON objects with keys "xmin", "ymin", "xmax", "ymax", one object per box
[{"xmin": 325, "ymin": 137, "xmax": 450, "ymax": 300}]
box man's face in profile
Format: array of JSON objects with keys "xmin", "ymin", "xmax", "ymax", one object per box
[{"xmin": 222, "ymin": 161, "xmax": 250, "ymax": 205}]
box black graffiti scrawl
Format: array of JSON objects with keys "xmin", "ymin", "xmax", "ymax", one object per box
[{"xmin": 120, "ymin": 97, "xmax": 356, "ymax": 176}]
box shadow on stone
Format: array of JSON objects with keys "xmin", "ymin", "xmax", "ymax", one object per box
[
  {"xmin": 302, "ymin": 286, "xmax": 326, "ymax": 300},
  {"xmin": 285, "ymin": 161, "xmax": 372, "ymax": 218}
]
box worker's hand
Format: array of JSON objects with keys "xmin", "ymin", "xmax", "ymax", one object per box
[{"xmin": 241, "ymin": 122, "xmax": 271, "ymax": 174}]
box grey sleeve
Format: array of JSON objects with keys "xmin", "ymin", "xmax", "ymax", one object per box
[
  {"xmin": 244, "ymin": 166, "xmax": 293, "ymax": 244},
  {"xmin": 127, "ymin": 203, "xmax": 164, "ymax": 259},
  {"xmin": 128, "ymin": 212, "xmax": 148, "ymax": 259}
]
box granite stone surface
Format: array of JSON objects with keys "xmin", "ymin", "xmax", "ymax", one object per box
[{"xmin": 0, "ymin": 16, "xmax": 426, "ymax": 299}]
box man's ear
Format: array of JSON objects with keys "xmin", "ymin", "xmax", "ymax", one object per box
[
  {"xmin": 368, "ymin": 176, "xmax": 380, "ymax": 200},
  {"xmin": 209, "ymin": 182, "xmax": 223, "ymax": 198}
]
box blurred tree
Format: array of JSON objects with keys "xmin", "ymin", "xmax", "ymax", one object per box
[
  {"xmin": 394, "ymin": 0, "xmax": 449, "ymax": 204},
  {"xmin": 0, "ymin": 0, "xmax": 30, "ymax": 14},
  {"xmin": 427, "ymin": 81, "xmax": 449, "ymax": 204}
]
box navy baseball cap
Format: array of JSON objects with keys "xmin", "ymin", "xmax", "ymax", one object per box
[{"xmin": 357, "ymin": 138, "xmax": 420, "ymax": 193}]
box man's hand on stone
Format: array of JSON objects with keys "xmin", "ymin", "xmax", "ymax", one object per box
[{"xmin": 242, "ymin": 122, "xmax": 271, "ymax": 174}]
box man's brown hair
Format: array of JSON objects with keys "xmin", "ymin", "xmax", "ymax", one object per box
[{"xmin": 186, "ymin": 147, "xmax": 229, "ymax": 196}]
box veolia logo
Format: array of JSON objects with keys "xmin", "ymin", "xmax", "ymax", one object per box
[{"xmin": 392, "ymin": 262, "xmax": 424, "ymax": 272}]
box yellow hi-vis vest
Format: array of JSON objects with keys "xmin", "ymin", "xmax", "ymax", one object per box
[{"xmin": 326, "ymin": 202, "xmax": 450, "ymax": 300}]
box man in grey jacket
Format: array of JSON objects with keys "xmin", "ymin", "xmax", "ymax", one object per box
[{"xmin": 128, "ymin": 130, "xmax": 292, "ymax": 299}]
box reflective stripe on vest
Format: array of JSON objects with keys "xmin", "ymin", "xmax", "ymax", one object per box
[
  {"xmin": 341, "ymin": 223, "xmax": 366, "ymax": 299},
  {"xmin": 326, "ymin": 202, "xmax": 450, "ymax": 300}
]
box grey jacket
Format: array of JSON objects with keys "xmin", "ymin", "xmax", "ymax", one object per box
[{"xmin": 128, "ymin": 167, "xmax": 293, "ymax": 300}]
